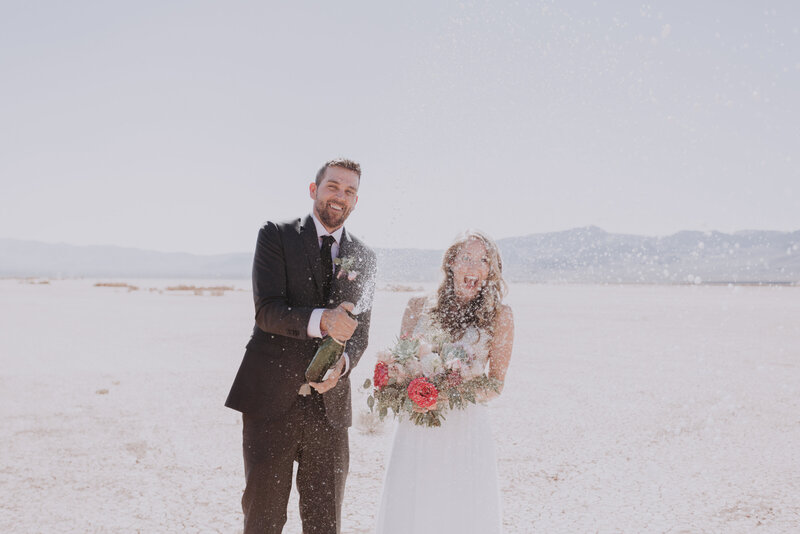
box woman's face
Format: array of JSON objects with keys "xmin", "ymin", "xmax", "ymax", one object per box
[{"xmin": 450, "ymin": 239, "xmax": 490, "ymax": 303}]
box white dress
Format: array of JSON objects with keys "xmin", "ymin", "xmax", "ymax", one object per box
[{"xmin": 375, "ymin": 316, "xmax": 503, "ymax": 534}]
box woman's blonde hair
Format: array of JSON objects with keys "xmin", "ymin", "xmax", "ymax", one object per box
[{"xmin": 430, "ymin": 230, "xmax": 507, "ymax": 339}]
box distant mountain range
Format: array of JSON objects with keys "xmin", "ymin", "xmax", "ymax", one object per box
[
  {"xmin": 497, "ymin": 227, "xmax": 800, "ymax": 284},
  {"xmin": 2, "ymin": 227, "xmax": 799, "ymax": 284}
]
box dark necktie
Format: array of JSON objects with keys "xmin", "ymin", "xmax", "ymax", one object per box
[{"xmin": 320, "ymin": 235, "xmax": 335, "ymax": 301}]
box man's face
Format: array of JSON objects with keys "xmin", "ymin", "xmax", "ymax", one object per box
[{"xmin": 309, "ymin": 166, "xmax": 359, "ymax": 232}]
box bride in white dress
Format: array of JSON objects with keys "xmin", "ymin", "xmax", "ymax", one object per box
[{"xmin": 375, "ymin": 231, "xmax": 515, "ymax": 534}]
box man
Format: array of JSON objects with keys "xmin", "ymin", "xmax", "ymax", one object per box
[{"xmin": 225, "ymin": 158, "xmax": 376, "ymax": 534}]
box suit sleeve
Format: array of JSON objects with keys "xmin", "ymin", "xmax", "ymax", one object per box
[{"xmin": 252, "ymin": 223, "xmax": 314, "ymax": 340}]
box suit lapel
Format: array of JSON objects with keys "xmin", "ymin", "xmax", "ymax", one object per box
[{"xmin": 301, "ymin": 214, "xmax": 326, "ymax": 300}]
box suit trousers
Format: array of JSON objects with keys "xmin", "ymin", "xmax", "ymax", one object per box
[{"xmin": 241, "ymin": 392, "xmax": 349, "ymax": 534}]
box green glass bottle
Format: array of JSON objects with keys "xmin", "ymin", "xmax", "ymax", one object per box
[
  {"xmin": 306, "ymin": 335, "xmax": 346, "ymax": 382},
  {"xmin": 306, "ymin": 309, "xmax": 358, "ymax": 383}
]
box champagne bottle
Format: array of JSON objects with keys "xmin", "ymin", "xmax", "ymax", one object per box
[
  {"xmin": 306, "ymin": 309, "xmax": 357, "ymax": 382},
  {"xmin": 305, "ymin": 335, "xmax": 346, "ymax": 383}
]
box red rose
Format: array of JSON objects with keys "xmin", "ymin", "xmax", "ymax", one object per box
[
  {"xmin": 374, "ymin": 361, "xmax": 389, "ymax": 390},
  {"xmin": 407, "ymin": 377, "xmax": 438, "ymax": 409}
]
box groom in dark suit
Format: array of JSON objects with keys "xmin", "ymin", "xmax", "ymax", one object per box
[{"xmin": 225, "ymin": 158, "xmax": 376, "ymax": 534}]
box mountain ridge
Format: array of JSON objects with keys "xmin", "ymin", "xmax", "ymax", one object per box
[{"xmin": 2, "ymin": 227, "xmax": 799, "ymax": 283}]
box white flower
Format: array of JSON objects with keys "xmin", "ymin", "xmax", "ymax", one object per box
[
  {"xmin": 446, "ymin": 358, "xmax": 465, "ymax": 374},
  {"xmin": 418, "ymin": 341, "xmax": 434, "ymax": 359},
  {"xmin": 467, "ymin": 358, "xmax": 486, "ymax": 379},
  {"xmin": 420, "ymin": 353, "xmax": 444, "ymax": 377},
  {"xmin": 405, "ymin": 359, "xmax": 423, "ymax": 377},
  {"xmin": 376, "ymin": 349, "xmax": 394, "ymax": 364}
]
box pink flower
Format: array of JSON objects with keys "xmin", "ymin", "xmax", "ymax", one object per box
[
  {"xmin": 446, "ymin": 368, "xmax": 464, "ymax": 388},
  {"xmin": 387, "ymin": 362, "xmax": 406, "ymax": 381}
]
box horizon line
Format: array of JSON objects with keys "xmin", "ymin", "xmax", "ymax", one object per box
[{"xmin": 2, "ymin": 225, "xmax": 799, "ymax": 256}]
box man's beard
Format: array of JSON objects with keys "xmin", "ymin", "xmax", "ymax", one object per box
[{"xmin": 316, "ymin": 199, "xmax": 351, "ymax": 229}]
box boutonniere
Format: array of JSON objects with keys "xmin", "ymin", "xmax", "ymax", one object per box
[{"xmin": 334, "ymin": 256, "xmax": 360, "ymax": 281}]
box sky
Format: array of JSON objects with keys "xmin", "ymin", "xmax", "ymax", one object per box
[{"xmin": 1, "ymin": 1, "xmax": 798, "ymax": 254}]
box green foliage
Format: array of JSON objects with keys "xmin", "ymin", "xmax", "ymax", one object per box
[
  {"xmin": 363, "ymin": 372, "xmax": 502, "ymax": 428},
  {"xmin": 410, "ymin": 410, "xmax": 444, "ymax": 427},
  {"xmin": 439, "ymin": 343, "xmax": 467, "ymax": 362},
  {"xmin": 392, "ymin": 337, "xmax": 420, "ymax": 363}
]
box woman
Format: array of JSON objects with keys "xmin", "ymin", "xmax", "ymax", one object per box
[{"xmin": 375, "ymin": 230, "xmax": 515, "ymax": 534}]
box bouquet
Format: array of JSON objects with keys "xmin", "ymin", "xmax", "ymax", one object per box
[{"xmin": 363, "ymin": 326, "xmax": 500, "ymax": 427}]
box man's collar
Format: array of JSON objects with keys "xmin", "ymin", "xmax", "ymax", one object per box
[{"xmin": 310, "ymin": 212, "xmax": 344, "ymax": 242}]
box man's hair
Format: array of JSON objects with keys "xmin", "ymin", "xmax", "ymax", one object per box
[{"xmin": 315, "ymin": 158, "xmax": 362, "ymax": 185}]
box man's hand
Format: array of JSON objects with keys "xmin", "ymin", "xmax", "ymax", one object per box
[
  {"xmin": 320, "ymin": 302, "xmax": 358, "ymax": 343},
  {"xmin": 309, "ymin": 355, "xmax": 346, "ymax": 394}
]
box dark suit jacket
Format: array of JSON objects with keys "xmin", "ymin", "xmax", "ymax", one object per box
[{"xmin": 225, "ymin": 215, "xmax": 376, "ymax": 428}]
